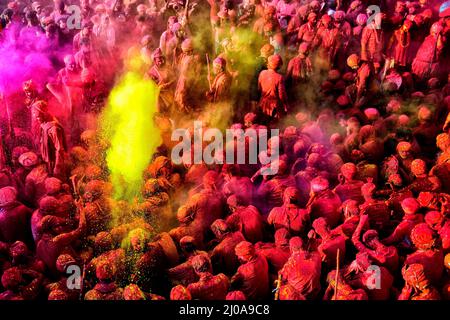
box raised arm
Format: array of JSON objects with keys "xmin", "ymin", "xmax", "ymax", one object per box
[{"xmin": 53, "ymin": 205, "xmax": 86, "ymax": 248}]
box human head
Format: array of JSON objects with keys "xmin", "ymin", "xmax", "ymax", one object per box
[
  {"xmin": 123, "ymin": 284, "xmax": 146, "ymax": 300},
  {"xmin": 436, "ymin": 133, "xmax": 450, "ymax": 152},
  {"xmin": 430, "ymin": 22, "xmax": 443, "ymax": 37},
  {"xmin": 48, "ymin": 290, "xmax": 69, "ymax": 300},
  {"xmin": 341, "ymin": 200, "xmax": 359, "ymax": 220},
  {"xmin": 167, "ymin": 16, "xmax": 178, "ymax": 29},
  {"xmin": 235, "ymin": 241, "xmax": 255, "ymax": 262},
  {"xmin": 334, "ymin": 10, "xmax": 345, "ymax": 24},
  {"xmin": 94, "ymin": 231, "xmax": 114, "ymax": 253},
  {"xmin": 340, "ymin": 162, "xmax": 357, "ymax": 181},
  {"xmin": 129, "ymin": 228, "xmax": 148, "ymax": 252},
  {"xmin": 181, "ymin": 38, "xmax": 193, "ymax": 53},
  {"xmin": 283, "ymin": 187, "xmax": 300, "ymax": 205},
  {"xmin": 361, "ymin": 179, "xmax": 376, "ymax": 199},
  {"xmin": 298, "ymin": 42, "xmax": 309, "ymax": 56},
  {"xmin": 289, "ymin": 237, "xmax": 303, "ymax": 254},
  {"xmin": 191, "ymin": 254, "xmax": 212, "ymax": 274},
  {"xmin": 9, "ymin": 241, "xmax": 28, "ymax": 264},
  {"xmin": 396, "ymin": 141, "xmax": 412, "ymax": 159},
  {"xmin": 402, "ymin": 263, "xmax": 429, "ymax": 290},
  {"xmin": 401, "ymin": 198, "xmax": 420, "ymax": 215},
  {"xmin": 226, "ymin": 291, "xmax": 246, "ymax": 300},
  {"xmin": 263, "ymin": 5, "xmax": 276, "ymax": 20},
  {"xmin": 39, "ymin": 196, "xmax": 59, "ymax": 215},
  {"xmin": 0, "ymin": 186, "xmax": 17, "ymax": 207},
  {"xmin": 267, "ymin": 54, "xmax": 282, "ymax": 71},
  {"xmin": 152, "ymin": 48, "xmax": 165, "ymax": 67},
  {"xmin": 424, "ymin": 211, "xmax": 443, "ymax": 230},
  {"xmin": 45, "ymin": 177, "xmax": 63, "ymax": 195},
  {"xmin": 347, "ymin": 54, "xmax": 359, "ymax": 69},
  {"xmin": 356, "ymin": 13, "xmax": 367, "ymax": 26},
  {"xmin": 362, "ymin": 229, "xmax": 381, "ymax": 249},
  {"xmin": 321, "ymin": 14, "xmax": 332, "ymax": 28},
  {"xmin": 22, "ymin": 79, "xmax": 37, "ymax": 98},
  {"xmin": 310, "ymin": 176, "xmax": 329, "ymax": 193},
  {"xmin": 179, "ymin": 236, "xmax": 196, "ymax": 254},
  {"xmin": 411, "ymin": 159, "xmax": 427, "ymax": 177},
  {"xmin": 445, "ymin": 253, "xmax": 450, "ymax": 271},
  {"xmin": 417, "ymin": 106, "xmax": 432, "ymax": 123},
  {"xmin": 274, "ymin": 228, "xmax": 290, "ymax": 247},
  {"xmin": 95, "ymin": 260, "xmax": 114, "ymax": 282},
  {"xmin": 312, "ymin": 217, "xmax": 329, "ymax": 238},
  {"xmin": 83, "ymin": 180, "xmax": 104, "ymax": 202},
  {"xmin": 211, "ymin": 219, "xmax": 229, "ymax": 240},
  {"xmin": 170, "ymin": 285, "xmax": 191, "ymax": 300},
  {"xmin": 1, "ymin": 267, "xmax": 23, "ymax": 291},
  {"xmin": 213, "ymin": 57, "xmax": 226, "ymax": 74},
  {"xmin": 81, "ymin": 21, "xmax": 93, "ymax": 37},
  {"xmin": 307, "ymin": 12, "xmax": 317, "ymax": 24},
  {"xmin": 56, "ymin": 254, "xmax": 76, "ymax": 274},
  {"xmin": 411, "ymin": 223, "xmax": 436, "ymax": 250}
]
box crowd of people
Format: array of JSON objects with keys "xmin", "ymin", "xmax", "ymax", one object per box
[{"xmin": 0, "ymin": 0, "xmax": 450, "ymax": 300}]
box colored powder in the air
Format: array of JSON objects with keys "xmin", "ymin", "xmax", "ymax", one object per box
[
  {"xmin": 100, "ymin": 71, "xmax": 161, "ymax": 202},
  {"xmin": 0, "ymin": 23, "xmax": 69, "ymax": 95}
]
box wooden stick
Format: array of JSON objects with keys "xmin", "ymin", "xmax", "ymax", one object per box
[
  {"xmin": 274, "ymin": 273, "xmax": 282, "ymax": 300},
  {"xmin": 184, "ymin": 0, "xmax": 190, "ymax": 22},
  {"xmin": 78, "ymin": 263, "xmax": 86, "ymax": 300},
  {"xmin": 69, "ymin": 174, "xmax": 78, "ymax": 197},
  {"xmin": 206, "ymin": 53, "xmax": 212, "ymax": 91},
  {"xmin": 1, "ymin": 93, "xmax": 14, "ymax": 144},
  {"xmin": 334, "ymin": 248, "xmax": 340, "ymax": 300}
]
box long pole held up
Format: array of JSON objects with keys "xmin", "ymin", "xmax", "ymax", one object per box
[
  {"xmin": 206, "ymin": 53, "xmax": 212, "ymax": 91},
  {"xmin": 334, "ymin": 248, "xmax": 340, "ymax": 300}
]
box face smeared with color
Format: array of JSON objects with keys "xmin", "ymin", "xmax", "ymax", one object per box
[
  {"xmin": 167, "ymin": 17, "xmax": 177, "ymax": 29},
  {"xmin": 176, "ymin": 29, "xmax": 185, "ymax": 39},
  {"xmin": 322, "ymin": 17, "xmax": 332, "ymax": 28},
  {"xmin": 264, "ymin": 11, "xmax": 273, "ymax": 22},
  {"xmin": 154, "ymin": 56, "xmax": 165, "ymax": 68},
  {"xmin": 237, "ymin": 253, "xmax": 251, "ymax": 263},
  {"xmin": 24, "ymin": 87, "xmax": 36, "ymax": 99},
  {"xmin": 45, "ymin": 25, "xmax": 56, "ymax": 38},
  {"xmin": 59, "ymin": 19, "xmax": 67, "ymax": 30},
  {"xmin": 82, "ymin": 26, "xmax": 91, "ymax": 37},
  {"xmin": 10, "ymin": 242, "xmax": 28, "ymax": 263},
  {"xmin": 213, "ymin": 63, "xmax": 223, "ymax": 75},
  {"xmin": 398, "ymin": 148, "xmax": 410, "ymax": 159},
  {"xmin": 158, "ymin": 164, "xmax": 170, "ymax": 177},
  {"xmin": 131, "ymin": 234, "xmax": 145, "ymax": 252},
  {"xmin": 65, "ymin": 57, "xmax": 76, "ymax": 72},
  {"xmin": 136, "ymin": 6, "xmax": 144, "ymax": 16},
  {"xmin": 308, "ymin": 15, "xmax": 317, "ymax": 24},
  {"xmin": 102, "ymin": 15, "xmax": 110, "ymax": 25},
  {"xmin": 35, "ymin": 110, "xmax": 47, "ymax": 123},
  {"xmin": 81, "ymin": 0, "xmax": 89, "ymax": 10},
  {"xmin": 395, "ymin": 2, "xmax": 405, "ymax": 13}
]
